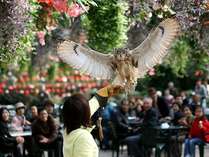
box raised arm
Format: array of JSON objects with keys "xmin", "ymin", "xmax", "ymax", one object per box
[{"xmin": 88, "ymin": 85, "xmax": 123, "ymax": 117}]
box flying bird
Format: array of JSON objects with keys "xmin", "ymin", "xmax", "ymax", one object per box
[{"xmin": 57, "ymin": 18, "xmax": 180, "ymax": 92}]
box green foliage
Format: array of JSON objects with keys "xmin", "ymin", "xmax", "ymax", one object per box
[
  {"xmin": 165, "ymin": 38, "xmax": 191, "ymax": 77},
  {"xmin": 82, "ymin": 0, "xmax": 128, "ymax": 52},
  {"xmin": 47, "ymin": 64, "xmax": 58, "ymax": 81}
]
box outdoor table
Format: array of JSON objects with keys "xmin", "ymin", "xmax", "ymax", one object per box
[
  {"xmin": 155, "ymin": 125, "xmax": 188, "ymax": 138},
  {"xmin": 10, "ymin": 131, "xmax": 32, "ymax": 157},
  {"xmin": 155, "ymin": 126, "xmax": 188, "ymax": 157},
  {"xmin": 155, "ymin": 125, "xmax": 188, "ymax": 137},
  {"xmin": 140, "ymin": 125, "xmax": 189, "ymax": 157},
  {"xmin": 128, "ymin": 116, "xmax": 142, "ymax": 128},
  {"xmin": 10, "ymin": 131, "xmax": 32, "ymax": 137}
]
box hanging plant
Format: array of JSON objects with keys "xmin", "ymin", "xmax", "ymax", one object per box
[
  {"xmin": 82, "ymin": 0, "xmax": 128, "ymax": 52},
  {"xmin": 0, "ymin": 0, "xmax": 33, "ymax": 64}
]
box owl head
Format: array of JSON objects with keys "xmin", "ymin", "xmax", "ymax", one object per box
[{"xmin": 114, "ymin": 48, "xmax": 131, "ymax": 61}]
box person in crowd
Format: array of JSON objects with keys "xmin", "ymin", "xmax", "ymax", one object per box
[
  {"xmin": 164, "ymin": 89, "xmax": 174, "ymax": 107},
  {"xmin": 172, "ymin": 103, "xmax": 184, "ymax": 125},
  {"xmin": 167, "ymin": 81, "xmax": 178, "ymax": 97},
  {"xmin": 168, "ymin": 111, "xmax": 185, "ymax": 157},
  {"xmin": 12, "ymin": 102, "xmax": 31, "ymax": 132},
  {"xmin": 180, "ymin": 91, "xmax": 190, "ymax": 107},
  {"xmin": 175, "ymin": 95, "xmax": 183, "ymax": 106},
  {"xmin": 195, "ymin": 80, "xmax": 208, "ymax": 107},
  {"xmin": 37, "ymin": 84, "xmax": 50, "ymax": 106},
  {"xmin": 43, "ymin": 100, "xmax": 57, "ymax": 119},
  {"xmin": 101, "ymin": 101, "xmax": 117, "ymax": 149},
  {"xmin": 27, "ymin": 105, "xmax": 38, "ymax": 123},
  {"xmin": 0, "ymin": 107, "xmax": 24, "ymax": 157},
  {"xmin": 62, "ymin": 85, "xmax": 123, "ymax": 157},
  {"xmin": 148, "ymin": 87, "xmax": 170, "ymax": 118},
  {"xmin": 203, "ymin": 79, "xmax": 209, "ymax": 96},
  {"xmin": 125, "ymin": 97, "xmax": 159, "ymax": 157},
  {"xmin": 182, "ymin": 106, "xmax": 194, "ymax": 129},
  {"xmin": 184, "ymin": 106, "xmax": 209, "ymax": 157},
  {"xmin": 135, "ymin": 98, "xmax": 144, "ymax": 118},
  {"xmin": 32, "ymin": 108, "xmax": 63, "ymax": 157},
  {"xmin": 189, "ymin": 94, "xmax": 201, "ymax": 114},
  {"xmin": 128, "ymin": 96, "xmax": 137, "ymax": 117},
  {"xmin": 114, "ymin": 99, "xmax": 133, "ymax": 138}
]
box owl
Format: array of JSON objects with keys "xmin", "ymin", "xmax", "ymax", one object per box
[{"xmin": 57, "ymin": 18, "xmax": 180, "ymax": 92}]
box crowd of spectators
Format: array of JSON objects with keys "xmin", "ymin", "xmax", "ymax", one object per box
[
  {"xmin": 0, "ymin": 79, "xmax": 209, "ymax": 157},
  {"xmin": 99, "ymin": 79, "xmax": 209, "ymax": 157},
  {"xmin": 0, "ymin": 99, "xmax": 63, "ymax": 157}
]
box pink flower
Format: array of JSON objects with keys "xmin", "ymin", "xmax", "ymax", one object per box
[
  {"xmin": 148, "ymin": 68, "xmax": 155, "ymax": 76},
  {"xmin": 37, "ymin": 31, "xmax": 46, "ymax": 46},
  {"xmin": 52, "ymin": 0, "xmax": 68, "ymax": 13},
  {"xmin": 67, "ymin": 3, "xmax": 82, "ymax": 17}
]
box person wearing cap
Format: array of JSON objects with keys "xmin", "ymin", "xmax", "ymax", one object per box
[
  {"xmin": 12, "ymin": 102, "xmax": 31, "ymax": 132},
  {"xmin": 62, "ymin": 85, "xmax": 123, "ymax": 157}
]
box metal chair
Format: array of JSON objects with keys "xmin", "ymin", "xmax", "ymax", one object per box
[
  {"xmin": 198, "ymin": 143, "xmax": 209, "ymax": 157},
  {"xmin": 0, "ymin": 152, "xmax": 13, "ymax": 157},
  {"xmin": 140, "ymin": 127, "xmax": 169, "ymax": 157},
  {"xmin": 109, "ymin": 121, "xmax": 126, "ymax": 157}
]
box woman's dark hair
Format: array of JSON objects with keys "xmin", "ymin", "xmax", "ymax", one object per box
[
  {"xmin": 38, "ymin": 107, "xmax": 47, "ymax": 114},
  {"xmin": 0, "ymin": 107, "xmax": 9, "ymax": 122},
  {"xmin": 43, "ymin": 99, "xmax": 54, "ymax": 107},
  {"xmin": 195, "ymin": 106, "xmax": 206, "ymax": 119},
  {"xmin": 62, "ymin": 94, "xmax": 91, "ymax": 134},
  {"xmin": 195, "ymin": 106, "xmax": 203, "ymax": 111},
  {"xmin": 182, "ymin": 105, "xmax": 192, "ymax": 111}
]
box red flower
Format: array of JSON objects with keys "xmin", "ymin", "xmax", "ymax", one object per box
[
  {"xmin": 194, "ymin": 70, "xmax": 203, "ymax": 77},
  {"xmin": 37, "ymin": 31, "xmax": 46, "ymax": 46},
  {"xmin": 52, "ymin": 0, "xmax": 68, "ymax": 13},
  {"xmin": 38, "ymin": 0, "xmax": 53, "ymax": 5},
  {"xmin": 67, "ymin": 3, "xmax": 82, "ymax": 17}
]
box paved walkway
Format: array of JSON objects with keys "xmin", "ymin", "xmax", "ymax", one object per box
[{"xmin": 99, "ymin": 145, "xmax": 209, "ymax": 157}]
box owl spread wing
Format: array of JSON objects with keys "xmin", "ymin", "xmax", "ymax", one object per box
[
  {"xmin": 131, "ymin": 18, "xmax": 180, "ymax": 78},
  {"xmin": 57, "ymin": 40, "xmax": 115, "ymax": 79}
]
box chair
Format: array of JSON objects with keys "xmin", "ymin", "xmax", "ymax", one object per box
[
  {"xmin": 108, "ymin": 121, "xmax": 126, "ymax": 157},
  {"xmin": 198, "ymin": 142, "xmax": 209, "ymax": 157},
  {"xmin": 0, "ymin": 152, "xmax": 12, "ymax": 157},
  {"xmin": 140, "ymin": 127, "xmax": 169, "ymax": 157},
  {"xmin": 32, "ymin": 138, "xmax": 55, "ymax": 157},
  {"xmin": 34, "ymin": 147, "xmax": 55, "ymax": 157}
]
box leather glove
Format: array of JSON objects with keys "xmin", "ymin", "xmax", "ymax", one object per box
[{"xmin": 96, "ymin": 85, "xmax": 124, "ymax": 97}]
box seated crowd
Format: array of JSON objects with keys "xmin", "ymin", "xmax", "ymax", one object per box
[
  {"xmin": 100, "ymin": 80, "xmax": 209, "ymax": 157},
  {"xmin": 0, "ymin": 80, "xmax": 208, "ymax": 157},
  {"xmin": 0, "ymin": 100, "xmax": 63, "ymax": 157}
]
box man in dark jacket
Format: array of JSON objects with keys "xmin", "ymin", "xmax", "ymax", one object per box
[
  {"xmin": 32, "ymin": 108, "xmax": 63, "ymax": 157},
  {"xmin": 0, "ymin": 108, "xmax": 24, "ymax": 157},
  {"xmin": 113, "ymin": 99, "xmax": 133, "ymax": 138},
  {"xmin": 125, "ymin": 97, "xmax": 159, "ymax": 157},
  {"xmin": 148, "ymin": 87, "xmax": 170, "ymax": 118}
]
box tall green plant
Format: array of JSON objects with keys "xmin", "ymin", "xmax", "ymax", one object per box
[{"xmin": 82, "ymin": 0, "xmax": 128, "ymax": 52}]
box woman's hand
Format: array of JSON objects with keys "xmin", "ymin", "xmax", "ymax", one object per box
[
  {"xmin": 199, "ymin": 121, "xmax": 203, "ymax": 129},
  {"xmin": 16, "ymin": 136, "xmax": 24, "ymax": 144},
  {"xmin": 39, "ymin": 137, "xmax": 49, "ymax": 143}
]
